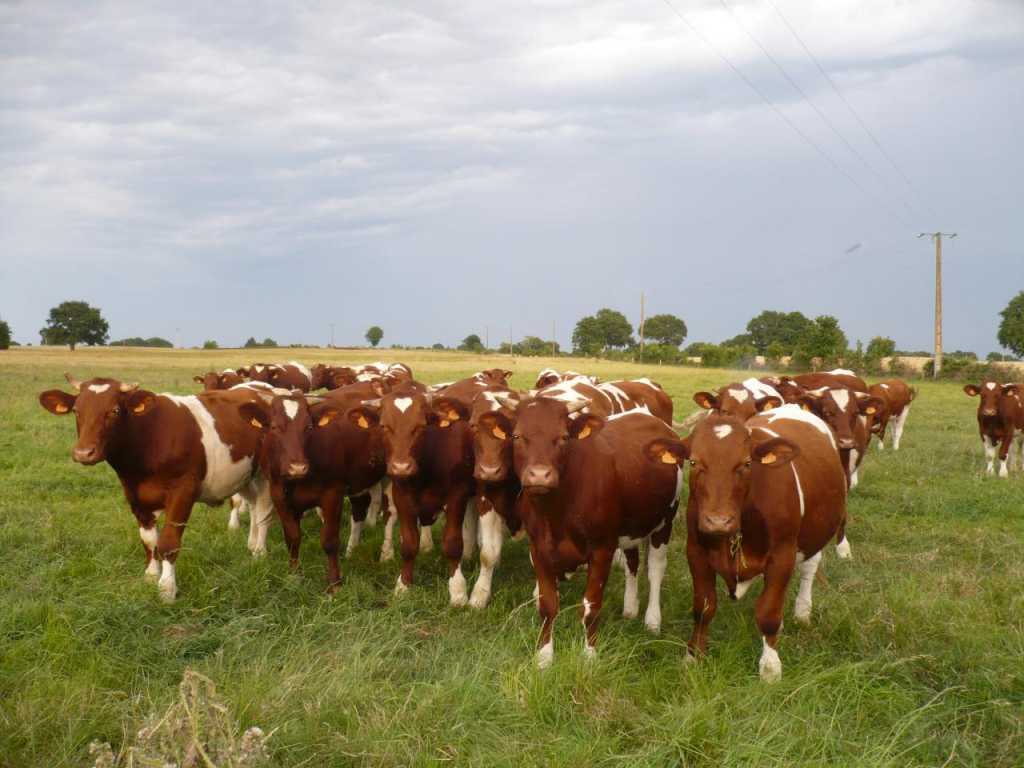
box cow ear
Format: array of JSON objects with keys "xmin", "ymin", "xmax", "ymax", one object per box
[
  {"xmin": 312, "ymin": 406, "xmax": 340, "ymax": 428},
  {"xmin": 569, "ymin": 414, "xmax": 603, "ymax": 440},
  {"xmin": 239, "ymin": 401, "xmax": 269, "ymax": 429},
  {"xmin": 39, "ymin": 390, "xmax": 77, "ymax": 415},
  {"xmin": 193, "ymin": 375, "xmax": 205, "ymax": 384},
  {"xmin": 858, "ymin": 395, "xmax": 885, "ymax": 416},
  {"xmin": 124, "ymin": 390, "xmax": 157, "ymax": 416},
  {"xmin": 693, "ymin": 391, "xmax": 719, "ymax": 410},
  {"xmin": 1002, "ymin": 384, "xmax": 1019, "ymax": 396},
  {"xmin": 752, "ymin": 437, "xmax": 800, "ymax": 468},
  {"xmin": 644, "ymin": 437, "xmax": 689, "ymax": 465},
  {"xmin": 478, "ymin": 411, "xmax": 511, "ymax": 440},
  {"xmin": 433, "ymin": 397, "xmax": 469, "ymax": 428},
  {"xmin": 755, "ymin": 395, "xmax": 782, "ymax": 413},
  {"xmin": 963, "ymin": 384, "xmax": 980, "ymax": 397},
  {"xmin": 796, "ymin": 394, "xmax": 819, "ymax": 412},
  {"xmin": 347, "ymin": 406, "xmax": 379, "ymax": 430}
]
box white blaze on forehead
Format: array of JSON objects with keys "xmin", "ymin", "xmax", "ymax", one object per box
[
  {"xmin": 393, "ymin": 397, "xmax": 413, "ymax": 413},
  {"xmin": 986, "ymin": 382, "xmax": 997, "ymax": 390},
  {"xmin": 765, "ymin": 404, "xmax": 837, "ymax": 452},
  {"xmin": 713, "ymin": 424, "xmax": 733, "ymax": 439},
  {"xmin": 880, "ymin": 383, "xmax": 889, "ymax": 389},
  {"xmin": 727, "ymin": 388, "xmax": 749, "ymax": 403},
  {"xmin": 741, "ymin": 378, "xmax": 783, "ymax": 403},
  {"xmin": 831, "ymin": 389, "xmax": 851, "ymax": 412},
  {"xmin": 87, "ymin": 384, "xmax": 111, "ymax": 393},
  {"xmin": 283, "ymin": 399, "xmax": 299, "ymax": 420}
]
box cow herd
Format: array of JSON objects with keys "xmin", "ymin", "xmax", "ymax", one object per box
[{"xmin": 38, "ymin": 358, "xmax": 1009, "ymax": 681}]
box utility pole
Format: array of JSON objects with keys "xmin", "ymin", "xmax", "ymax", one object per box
[
  {"xmin": 551, "ymin": 320, "xmax": 556, "ymax": 357},
  {"xmin": 509, "ymin": 326, "xmax": 513, "ymax": 358},
  {"xmin": 917, "ymin": 232, "xmax": 957, "ymax": 378},
  {"xmin": 329, "ymin": 323, "xmax": 335, "ymax": 348},
  {"xmin": 639, "ymin": 292, "xmax": 646, "ymax": 364},
  {"xmin": 485, "ymin": 325, "xmax": 489, "ymax": 352}
]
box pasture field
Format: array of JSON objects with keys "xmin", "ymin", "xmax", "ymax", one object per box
[{"xmin": 1, "ymin": 347, "xmax": 1022, "ymax": 767}]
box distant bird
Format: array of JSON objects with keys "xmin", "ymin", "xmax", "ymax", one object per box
[{"xmin": 844, "ymin": 242, "xmax": 863, "ymax": 255}]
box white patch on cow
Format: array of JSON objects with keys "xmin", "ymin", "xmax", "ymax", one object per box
[
  {"xmin": 713, "ymin": 424, "xmax": 733, "ymax": 439},
  {"xmin": 536, "ymin": 640, "xmax": 554, "ymax": 669},
  {"xmin": 470, "ymin": 505, "xmax": 504, "ymax": 609},
  {"xmin": 583, "ymin": 597, "xmax": 593, "ymax": 619},
  {"xmin": 253, "ymin": 365, "xmax": 265, "ymax": 373},
  {"xmin": 755, "ymin": 427, "xmax": 780, "ymax": 438},
  {"xmin": 986, "ymin": 382, "xmax": 996, "ymax": 390},
  {"xmin": 393, "ymin": 397, "xmax": 413, "ymax": 414},
  {"xmin": 607, "ymin": 405, "xmax": 652, "ymax": 421},
  {"xmin": 644, "ymin": 541, "xmax": 668, "ymax": 633},
  {"xmin": 831, "ymin": 389, "xmax": 850, "ymax": 412},
  {"xmin": 345, "ymin": 519, "xmax": 364, "ymax": 557},
  {"xmin": 999, "ymin": 458, "xmax": 1009, "ymax": 478},
  {"xmin": 622, "ymin": 561, "xmax": 639, "ymax": 619},
  {"xmin": 448, "ymin": 564, "xmax": 468, "ymax": 607},
  {"xmin": 287, "ymin": 360, "xmax": 312, "ymax": 381},
  {"xmin": 791, "ymin": 463, "xmax": 805, "ymax": 517},
  {"xmin": 892, "ymin": 405, "xmax": 910, "ymax": 450},
  {"xmin": 139, "ymin": 525, "xmax": 158, "ymax": 550},
  {"xmin": 481, "ymin": 390, "xmax": 515, "ymax": 412},
  {"xmin": 631, "ymin": 377, "xmax": 661, "ymax": 393},
  {"xmin": 222, "ymin": 368, "xmax": 236, "ymax": 375},
  {"xmin": 673, "ymin": 466, "xmax": 684, "ymax": 501},
  {"xmin": 145, "ymin": 556, "xmax": 160, "ymax": 579},
  {"xmin": 828, "ymin": 368, "xmax": 856, "ymax": 376},
  {"xmin": 848, "ymin": 449, "xmax": 860, "ymax": 488},
  {"xmin": 734, "ymin": 576, "xmax": 759, "ymax": 600},
  {"xmin": 741, "ymin": 378, "xmax": 783, "ymax": 402},
  {"xmin": 728, "ymin": 388, "xmax": 749, "ymax": 403},
  {"xmin": 836, "ymin": 536, "xmax": 852, "ymax": 559},
  {"xmin": 759, "ymin": 637, "xmax": 782, "ymax": 682},
  {"xmin": 158, "ymin": 560, "xmax": 177, "ymax": 602},
  {"xmin": 794, "ymin": 550, "xmax": 821, "ymax": 624},
  {"xmin": 599, "ymin": 383, "xmax": 632, "ymax": 410},
  {"xmin": 880, "ymin": 382, "xmax": 889, "ymax": 390},
  {"xmin": 766, "ymin": 404, "xmax": 837, "ymax": 452},
  {"xmin": 88, "ymin": 383, "xmax": 110, "ymax": 394},
  {"xmin": 163, "ymin": 395, "xmax": 255, "ymax": 503},
  {"xmin": 583, "ymin": 643, "xmax": 597, "ymax": 660},
  {"xmin": 618, "ymin": 535, "xmax": 645, "ymax": 550},
  {"xmin": 282, "ymin": 399, "xmax": 299, "ymax": 420},
  {"xmin": 394, "ymin": 574, "xmax": 409, "ymax": 595}
]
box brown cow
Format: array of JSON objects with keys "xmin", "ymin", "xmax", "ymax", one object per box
[
  {"xmin": 693, "ymin": 378, "xmax": 784, "ymax": 422},
  {"xmin": 790, "ymin": 369, "xmax": 868, "ymax": 393},
  {"xmin": 964, "ymin": 382, "xmax": 1024, "ymax": 476},
  {"xmin": 38, "ymin": 373, "xmax": 275, "ymax": 601},
  {"xmin": 261, "ymin": 362, "xmax": 313, "ymax": 392},
  {"xmin": 347, "ymin": 385, "xmax": 477, "ymax": 604},
  {"xmin": 646, "ymin": 404, "xmax": 848, "ymax": 681},
  {"xmin": 533, "ymin": 368, "xmax": 599, "ymax": 390},
  {"xmin": 868, "ymin": 379, "xmax": 916, "ymax": 451},
  {"xmin": 504, "ymin": 397, "xmax": 681, "ymax": 667},
  {"xmin": 599, "ymin": 379, "xmax": 674, "ymax": 425},
  {"xmin": 193, "ymin": 369, "xmax": 245, "ymax": 391},
  {"xmin": 797, "ymin": 386, "xmax": 884, "ymax": 489}
]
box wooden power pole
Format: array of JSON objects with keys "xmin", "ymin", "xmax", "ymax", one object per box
[
  {"xmin": 639, "ymin": 292, "xmax": 646, "ymax": 364},
  {"xmin": 918, "ymin": 232, "xmax": 957, "ymax": 378}
]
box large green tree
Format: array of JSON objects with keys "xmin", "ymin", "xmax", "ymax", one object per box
[
  {"xmin": 573, "ymin": 308, "xmax": 633, "ymax": 355},
  {"xmin": 997, "ymin": 291, "xmax": 1024, "ymax": 358},
  {"xmin": 746, "ymin": 310, "xmax": 813, "ymax": 354},
  {"xmin": 865, "ymin": 336, "xmax": 896, "ymax": 359},
  {"xmin": 798, "ymin": 315, "xmax": 848, "ymax": 360},
  {"xmin": 459, "ymin": 334, "xmax": 484, "ymax": 352},
  {"xmin": 642, "ymin": 313, "xmax": 687, "ymax": 347},
  {"xmin": 0, "ymin": 318, "xmax": 10, "ymax": 350},
  {"xmin": 40, "ymin": 300, "xmax": 109, "ymax": 351},
  {"xmin": 365, "ymin": 326, "xmax": 384, "ymax": 347}
]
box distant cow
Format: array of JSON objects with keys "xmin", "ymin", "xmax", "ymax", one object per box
[
  {"xmin": 39, "ymin": 373, "xmax": 275, "ymax": 601},
  {"xmin": 693, "ymin": 378, "xmax": 784, "ymax": 421},
  {"xmin": 260, "ymin": 362, "xmax": 313, "ymax": 392},
  {"xmin": 194, "ymin": 369, "xmax": 245, "ymax": 391},
  {"xmin": 791, "ymin": 369, "xmax": 868, "ymax": 393},
  {"xmin": 599, "ymin": 379, "xmax": 674, "ymax": 425},
  {"xmin": 645, "ymin": 404, "xmax": 848, "ymax": 682},
  {"xmin": 504, "ymin": 396, "xmax": 681, "ymax": 667},
  {"xmin": 797, "ymin": 386, "xmax": 884, "ymax": 489},
  {"xmin": 868, "ymin": 379, "xmax": 916, "ymax": 450},
  {"xmin": 533, "ymin": 369, "xmax": 598, "ymax": 390},
  {"xmin": 964, "ymin": 382, "xmax": 1023, "ymax": 476}
]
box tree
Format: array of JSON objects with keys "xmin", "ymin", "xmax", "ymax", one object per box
[
  {"xmin": 865, "ymin": 336, "xmax": 896, "ymax": 359},
  {"xmin": 244, "ymin": 337, "xmax": 259, "ymax": 348},
  {"xmin": 0, "ymin": 318, "xmax": 10, "ymax": 350},
  {"xmin": 998, "ymin": 291, "xmax": 1024, "ymax": 358},
  {"xmin": 518, "ymin": 336, "xmax": 559, "ymax": 356},
  {"xmin": 573, "ymin": 308, "xmax": 633, "ymax": 355},
  {"xmin": 110, "ymin": 336, "xmax": 173, "ymax": 348},
  {"xmin": 365, "ymin": 326, "xmax": 384, "ymax": 348},
  {"xmin": 722, "ymin": 333, "xmax": 753, "ymax": 348},
  {"xmin": 203, "ymin": 340, "xmax": 219, "ymax": 350},
  {"xmin": 262, "ymin": 337, "xmax": 278, "ymax": 348},
  {"xmin": 40, "ymin": 300, "xmax": 109, "ymax": 351},
  {"xmin": 798, "ymin": 315, "xmax": 848, "ymax": 361},
  {"xmin": 431, "ymin": 342, "xmax": 446, "ymax": 350},
  {"xmin": 459, "ymin": 334, "xmax": 484, "ymax": 352},
  {"xmin": 746, "ymin": 310, "xmax": 813, "ymax": 354},
  {"xmin": 642, "ymin": 313, "xmax": 687, "ymax": 347}
]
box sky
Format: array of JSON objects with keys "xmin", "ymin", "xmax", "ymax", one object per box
[{"xmin": 2, "ymin": 0, "xmax": 1022, "ymax": 354}]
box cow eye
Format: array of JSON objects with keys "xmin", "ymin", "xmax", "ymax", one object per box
[
  {"xmin": 111, "ymin": 406, "xmax": 121, "ymax": 415},
  {"xmin": 688, "ymin": 459, "xmax": 697, "ymax": 467}
]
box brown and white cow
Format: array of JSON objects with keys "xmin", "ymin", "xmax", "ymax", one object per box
[
  {"xmin": 797, "ymin": 386, "xmax": 884, "ymax": 489},
  {"xmin": 790, "ymin": 369, "xmax": 868, "ymax": 393},
  {"xmin": 598, "ymin": 379, "xmax": 674, "ymax": 425},
  {"xmin": 38, "ymin": 373, "xmax": 275, "ymax": 601},
  {"xmin": 693, "ymin": 378, "xmax": 784, "ymax": 422},
  {"xmin": 646, "ymin": 404, "xmax": 848, "ymax": 681},
  {"xmin": 262, "ymin": 361, "xmax": 313, "ymax": 392},
  {"xmin": 346, "ymin": 385, "xmax": 478, "ymax": 604},
  {"xmin": 193, "ymin": 369, "xmax": 245, "ymax": 391},
  {"xmin": 533, "ymin": 368, "xmax": 598, "ymax": 390},
  {"xmin": 503, "ymin": 396, "xmax": 682, "ymax": 667},
  {"xmin": 964, "ymin": 382, "xmax": 1024, "ymax": 477},
  {"xmin": 868, "ymin": 379, "xmax": 916, "ymax": 451}
]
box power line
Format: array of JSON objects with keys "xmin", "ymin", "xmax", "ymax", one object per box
[
  {"xmin": 718, "ymin": 0, "xmax": 919, "ymax": 221},
  {"xmin": 765, "ymin": 0, "xmax": 936, "ymax": 218},
  {"xmin": 659, "ymin": 0, "xmax": 913, "ymax": 229}
]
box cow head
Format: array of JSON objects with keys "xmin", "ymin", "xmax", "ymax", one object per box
[
  {"xmin": 246, "ymin": 364, "xmax": 276, "ymax": 384},
  {"xmin": 853, "ymin": 392, "xmax": 887, "ymax": 435},
  {"xmin": 645, "ymin": 413, "xmax": 798, "ymax": 536},
  {"xmin": 194, "ymin": 372, "xmax": 221, "ymax": 391},
  {"xmin": 469, "ymin": 391, "xmax": 520, "ymax": 483},
  {"xmin": 242, "ymin": 394, "xmax": 312, "ymax": 479},
  {"xmin": 797, "ymin": 387, "xmax": 860, "ymax": 450},
  {"xmin": 692, "ymin": 385, "xmax": 781, "ymax": 421},
  {"xmin": 534, "ymin": 368, "xmax": 562, "ymax": 389},
  {"xmin": 477, "ymin": 368, "xmax": 514, "ymax": 387},
  {"xmin": 964, "ymin": 381, "xmax": 1015, "ymax": 418},
  {"xmin": 347, "ymin": 389, "xmax": 435, "ymax": 479},
  {"xmin": 38, "ymin": 373, "xmax": 154, "ymax": 465},
  {"xmin": 769, "ymin": 377, "xmax": 806, "ymax": 404},
  {"xmin": 507, "ymin": 396, "xmax": 601, "ymax": 496}
]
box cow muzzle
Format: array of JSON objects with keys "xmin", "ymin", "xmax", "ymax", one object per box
[
  {"xmin": 72, "ymin": 446, "xmax": 102, "ymax": 465},
  {"xmin": 981, "ymin": 408, "xmax": 997, "ymax": 417},
  {"xmin": 474, "ymin": 463, "xmax": 506, "ymax": 483},
  {"xmin": 522, "ymin": 464, "xmax": 558, "ymax": 495},
  {"xmin": 388, "ymin": 459, "xmax": 417, "ymax": 478},
  {"xmin": 285, "ymin": 462, "xmax": 309, "ymax": 479},
  {"xmin": 838, "ymin": 437, "xmax": 855, "ymax": 450},
  {"xmin": 698, "ymin": 512, "xmax": 738, "ymax": 536}
]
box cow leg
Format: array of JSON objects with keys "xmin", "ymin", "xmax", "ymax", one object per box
[
  {"xmin": 442, "ymin": 493, "xmax": 471, "ymax": 607},
  {"xmin": 228, "ymin": 494, "xmax": 245, "ymax": 530},
  {"xmin": 154, "ymin": 490, "xmax": 195, "ymax": 603},
  {"xmin": 462, "ymin": 498, "xmax": 479, "ymax": 561},
  {"xmin": 621, "ymin": 547, "xmax": 640, "ymax": 620},
  {"xmin": 755, "ymin": 547, "xmax": 798, "ymax": 683},
  {"xmin": 892, "ymin": 406, "xmax": 910, "ymax": 451},
  {"xmin": 380, "ymin": 491, "xmax": 398, "ymax": 562},
  {"xmin": 394, "ymin": 485, "xmax": 421, "ymax": 594},
  {"xmin": 318, "ymin": 487, "xmax": 344, "ymax": 590},
  {"xmin": 469, "ymin": 497, "xmax": 504, "ymax": 609},
  {"xmin": 271, "ymin": 485, "xmax": 302, "ymax": 569},
  {"xmin": 581, "ymin": 548, "xmax": 614, "ymax": 659},
  {"xmin": 135, "ymin": 508, "xmax": 161, "ymax": 581},
  {"xmin": 793, "ymin": 550, "xmax": 823, "ymax": 624},
  {"xmin": 533, "ymin": 552, "xmax": 560, "ymax": 669},
  {"xmin": 347, "ymin": 494, "xmax": 371, "ymax": 557},
  {"xmin": 418, "ymin": 520, "xmax": 435, "ymax": 553},
  {"xmin": 998, "ymin": 433, "xmax": 1012, "ymax": 478},
  {"xmin": 644, "ymin": 522, "xmax": 672, "ymax": 633},
  {"xmin": 848, "ymin": 449, "xmax": 860, "ymax": 489},
  {"xmin": 366, "ymin": 481, "xmax": 383, "ymax": 527},
  {"xmin": 984, "ymin": 436, "xmax": 997, "ymax": 475},
  {"xmin": 686, "ymin": 542, "xmax": 717, "ymax": 660},
  {"xmin": 835, "ymin": 516, "xmax": 852, "ymax": 559},
  {"xmin": 244, "ymin": 479, "xmax": 274, "ymax": 557}
]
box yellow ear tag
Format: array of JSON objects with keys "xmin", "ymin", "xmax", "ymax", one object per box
[
  {"xmin": 660, "ymin": 451, "xmax": 677, "ymax": 464},
  {"xmin": 134, "ymin": 403, "xmax": 147, "ymax": 414},
  {"xmin": 55, "ymin": 403, "xmax": 69, "ymax": 413},
  {"xmin": 250, "ymin": 417, "xmax": 262, "ymax": 428},
  {"xmin": 578, "ymin": 425, "xmax": 592, "ymax": 440},
  {"xmin": 761, "ymin": 452, "xmax": 776, "ymax": 464},
  {"xmin": 357, "ymin": 415, "xmax": 369, "ymax": 429},
  {"xmin": 447, "ymin": 409, "xmax": 460, "ymax": 421},
  {"xmin": 699, "ymin": 398, "xmax": 710, "ymax": 409},
  {"xmin": 492, "ymin": 425, "xmax": 507, "ymax": 440},
  {"xmin": 318, "ymin": 415, "xmax": 331, "ymax": 427},
  {"xmin": 866, "ymin": 406, "xmax": 876, "ymax": 414},
  {"xmin": 440, "ymin": 419, "xmax": 451, "ymax": 428}
]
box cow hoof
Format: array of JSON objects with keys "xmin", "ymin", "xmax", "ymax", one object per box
[
  {"xmin": 448, "ymin": 572, "xmax": 468, "ymax": 607},
  {"xmin": 144, "ymin": 560, "xmax": 160, "ymax": 582},
  {"xmin": 622, "ymin": 604, "xmax": 639, "ymax": 620},
  {"xmin": 158, "ymin": 582, "xmax": 177, "ymax": 603},
  {"xmin": 468, "ymin": 587, "xmax": 490, "ymax": 610},
  {"xmin": 582, "ymin": 645, "xmax": 597, "ymax": 661},
  {"xmin": 794, "ymin": 600, "xmax": 812, "ymax": 625},
  {"xmin": 683, "ymin": 651, "xmax": 697, "ymax": 665},
  {"xmin": 228, "ymin": 517, "xmax": 241, "ymax": 531},
  {"xmin": 394, "ymin": 576, "xmax": 409, "ymax": 596},
  {"xmin": 249, "ymin": 547, "xmax": 267, "ymax": 559},
  {"xmin": 835, "ymin": 539, "xmax": 852, "ymax": 560},
  {"xmin": 536, "ymin": 642, "xmax": 553, "ymax": 670},
  {"xmin": 344, "ymin": 546, "xmax": 355, "ymax": 559},
  {"xmin": 380, "ymin": 547, "xmax": 394, "ymax": 562},
  {"xmin": 644, "ymin": 617, "xmax": 661, "ymax": 635},
  {"xmin": 325, "ymin": 582, "xmax": 341, "ymax": 596},
  {"xmin": 877, "ymin": 442, "xmax": 884, "ymax": 451},
  {"xmin": 759, "ymin": 644, "xmax": 782, "ymax": 683}
]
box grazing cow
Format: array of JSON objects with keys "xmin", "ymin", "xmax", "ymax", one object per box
[
  {"xmin": 347, "ymin": 386, "xmax": 477, "ymax": 604},
  {"xmin": 645, "ymin": 404, "xmax": 848, "ymax": 682},
  {"xmin": 964, "ymin": 382, "xmax": 1024, "ymax": 476},
  {"xmin": 504, "ymin": 396, "xmax": 681, "ymax": 667},
  {"xmin": 797, "ymin": 387, "xmax": 884, "ymax": 489},
  {"xmin": 38, "ymin": 373, "xmax": 275, "ymax": 601},
  {"xmin": 193, "ymin": 369, "xmax": 245, "ymax": 391},
  {"xmin": 693, "ymin": 378, "xmax": 784, "ymax": 421},
  {"xmin": 868, "ymin": 379, "xmax": 916, "ymax": 450}
]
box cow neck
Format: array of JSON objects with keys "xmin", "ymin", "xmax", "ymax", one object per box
[{"xmin": 104, "ymin": 401, "xmax": 162, "ymax": 475}]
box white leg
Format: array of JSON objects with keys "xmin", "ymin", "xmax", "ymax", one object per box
[
  {"xmin": 999, "ymin": 456, "xmax": 1009, "ymax": 478},
  {"xmin": 228, "ymin": 495, "xmax": 242, "ymax": 530},
  {"xmin": 734, "ymin": 576, "xmax": 760, "ymax": 599},
  {"xmin": 536, "ymin": 638, "xmax": 554, "ymax": 669},
  {"xmin": 984, "ymin": 436, "xmax": 996, "ymax": 476},
  {"xmin": 644, "ymin": 540, "xmax": 669, "ymax": 633},
  {"xmin": 622, "ymin": 549, "xmax": 639, "ymax": 620},
  {"xmin": 140, "ymin": 522, "xmax": 160, "ymax": 581},
  {"xmin": 462, "ymin": 499, "xmax": 478, "ymax": 560},
  {"xmin": 158, "ymin": 560, "xmax": 177, "ymax": 602},
  {"xmin": 469, "ymin": 503, "xmax": 504, "ymax": 609},
  {"xmin": 848, "ymin": 450, "xmax": 859, "ymax": 489},
  {"xmin": 419, "ymin": 522, "xmax": 434, "ymax": 553},
  {"xmin": 393, "ymin": 573, "xmax": 408, "ymax": 596},
  {"xmin": 345, "ymin": 518, "xmax": 364, "ymax": 557},
  {"xmin": 758, "ymin": 636, "xmax": 782, "ymax": 683},
  {"xmin": 366, "ymin": 482, "xmax": 381, "ymax": 526},
  {"xmin": 533, "ymin": 581, "xmax": 540, "ymax": 608},
  {"xmin": 448, "ymin": 563, "xmax": 468, "ymax": 607},
  {"xmin": 835, "ymin": 535, "xmax": 852, "ymax": 559},
  {"xmin": 794, "ymin": 550, "xmax": 822, "ymax": 624},
  {"xmin": 247, "ymin": 481, "xmax": 273, "ymax": 557},
  {"xmin": 582, "ymin": 598, "xmax": 597, "ymax": 660},
  {"xmin": 892, "ymin": 406, "xmax": 909, "ymax": 451}
]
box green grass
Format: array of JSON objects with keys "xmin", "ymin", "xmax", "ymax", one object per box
[{"xmin": 1, "ymin": 347, "xmax": 1022, "ymax": 767}]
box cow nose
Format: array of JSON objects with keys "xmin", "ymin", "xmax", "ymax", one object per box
[
  {"xmin": 698, "ymin": 514, "xmax": 737, "ymax": 535},
  {"xmin": 475, "ymin": 463, "xmax": 505, "ymax": 482},
  {"xmin": 389, "ymin": 460, "xmax": 416, "ymax": 478},
  {"xmin": 73, "ymin": 446, "xmax": 99, "ymax": 464},
  {"xmin": 838, "ymin": 438, "xmax": 855, "ymax": 450},
  {"xmin": 523, "ymin": 464, "xmax": 557, "ymax": 491},
  {"xmin": 982, "ymin": 408, "xmax": 997, "ymax": 416},
  {"xmin": 287, "ymin": 462, "xmax": 308, "ymax": 478}
]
